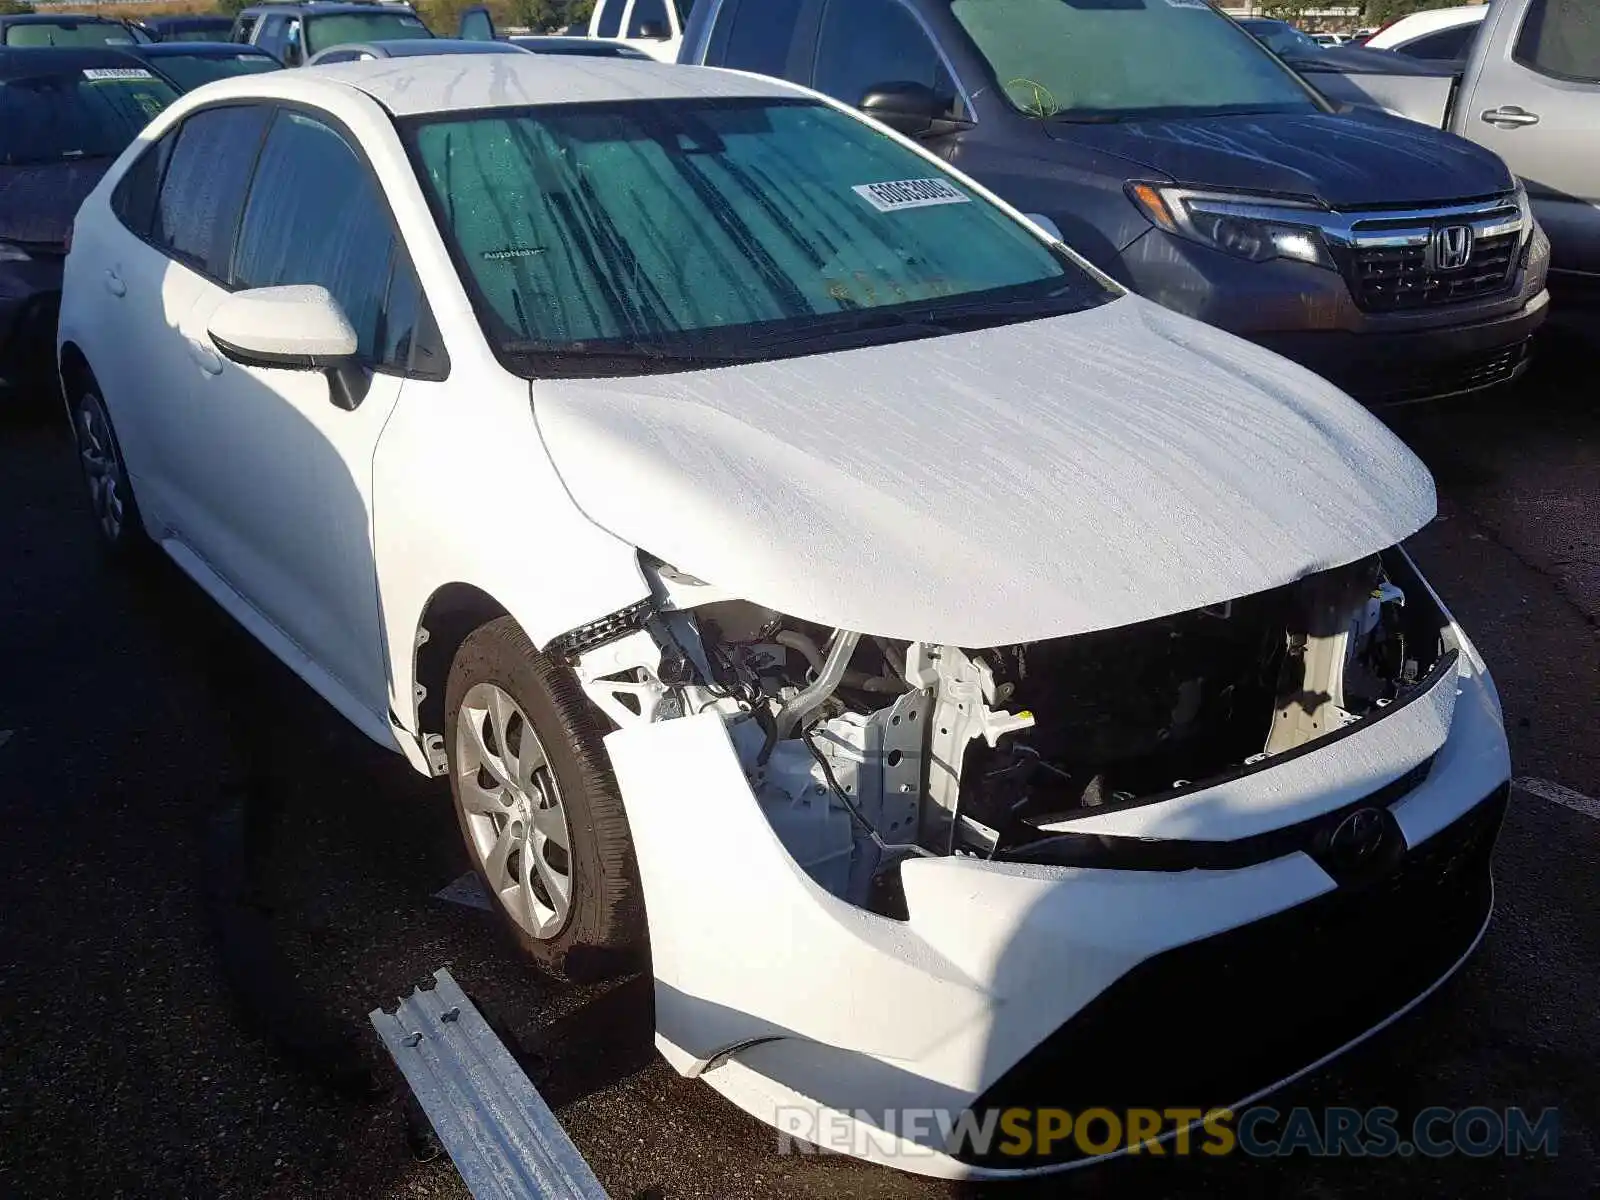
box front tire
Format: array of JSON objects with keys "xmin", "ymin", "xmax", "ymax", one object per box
[{"xmin": 444, "ymin": 617, "xmax": 645, "ymax": 981}]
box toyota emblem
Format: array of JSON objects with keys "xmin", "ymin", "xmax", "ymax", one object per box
[{"xmin": 1327, "ymin": 807, "xmax": 1388, "ymax": 869}]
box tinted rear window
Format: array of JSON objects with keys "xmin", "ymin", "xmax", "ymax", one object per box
[
  {"xmin": 0, "ymin": 70, "xmax": 176, "ymax": 165},
  {"xmin": 1515, "ymin": 0, "xmax": 1600, "ymax": 83},
  {"xmin": 713, "ymin": 0, "xmax": 804, "ymax": 78}
]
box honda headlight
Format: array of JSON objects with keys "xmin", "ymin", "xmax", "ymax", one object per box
[
  {"xmin": 1129, "ymin": 183, "xmax": 1335, "ymax": 269},
  {"xmin": 1513, "ymin": 180, "xmax": 1534, "ymax": 246}
]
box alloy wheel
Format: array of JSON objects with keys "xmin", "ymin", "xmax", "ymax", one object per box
[{"xmin": 455, "ymin": 682, "xmax": 574, "ymax": 939}]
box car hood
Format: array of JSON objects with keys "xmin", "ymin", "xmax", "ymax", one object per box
[
  {"xmin": 531, "ymin": 297, "xmax": 1434, "ymax": 647},
  {"xmin": 1048, "ymin": 111, "xmax": 1511, "ymax": 208},
  {"xmin": 0, "ymin": 160, "xmax": 111, "ymax": 248}
]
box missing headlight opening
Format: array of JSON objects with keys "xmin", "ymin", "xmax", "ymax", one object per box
[{"xmin": 570, "ymin": 550, "xmax": 1446, "ymax": 917}]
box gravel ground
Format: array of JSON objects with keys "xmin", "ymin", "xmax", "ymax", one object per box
[{"xmin": 1, "ymin": 328, "xmax": 1595, "ymax": 1199}]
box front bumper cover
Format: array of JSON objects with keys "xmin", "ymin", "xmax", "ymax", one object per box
[
  {"xmin": 605, "ymin": 612, "xmax": 1510, "ymax": 1179},
  {"xmin": 1120, "ymin": 223, "xmax": 1551, "ymax": 404},
  {"xmin": 961, "ymin": 782, "xmax": 1504, "ymax": 1170}
]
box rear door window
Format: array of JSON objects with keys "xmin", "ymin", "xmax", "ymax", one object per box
[
  {"xmin": 112, "ymin": 128, "xmax": 178, "ymax": 239},
  {"xmin": 1514, "ymin": 0, "xmax": 1600, "ymax": 83},
  {"xmin": 255, "ymin": 13, "xmax": 287, "ymax": 56},
  {"xmin": 627, "ymin": 0, "xmax": 670, "ymax": 38},
  {"xmin": 595, "ymin": 0, "xmax": 623, "ymax": 38},
  {"xmin": 813, "ymin": 0, "xmax": 956, "ymax": 110},
  {"xmin": 707, "ymin": 0, "xmax": 805, "ymax": 79},
  {"xmin": 233, "ymin": 109, "xmax": 407, "ymax": 368},
  {"xmin": 1396, "ymin": 24, "xmax": 1476, "ymax": 62},
  {"xmin": 151, "ymin": 104, "xmax": 271, "ymax": 279}
]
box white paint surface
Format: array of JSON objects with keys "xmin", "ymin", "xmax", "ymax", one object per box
[
  {"xmin": 538, "ymin": 295, "xmax": 1435, "ymax": 646},
  {"xmin": 1515, "ymin": 777, "xmax": 1600, "ymax": 821}
]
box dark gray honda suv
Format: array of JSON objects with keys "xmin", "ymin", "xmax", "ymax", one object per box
[{"xmin": 682, "ymin": 0, "xmax": 1551, "ymax": 404}]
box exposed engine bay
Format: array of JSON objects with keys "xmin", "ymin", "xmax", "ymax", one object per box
[{"xmin": 567, "ymin": 550, "xmax": 1447, "ymax": 914}]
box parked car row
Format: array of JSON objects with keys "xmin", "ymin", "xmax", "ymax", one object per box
[{"xmin": 52, "ymin": 49, "xmax": 1515, "ymax": 1181}]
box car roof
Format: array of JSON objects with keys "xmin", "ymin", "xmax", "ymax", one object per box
[
  {"xmin": 1366, "ymin": 6, "xmax": 1485, "ymax": 47},
  {"xmin": 134, "ymin": 41, "xmax": 278, "ymax": 59},
  {"xmin": 0, "ymin": 46, "xmax": 148, "ymax": 78},
  {"xmin": 299, "ymin": 55, "xmax": 798, "ymax": 116}
]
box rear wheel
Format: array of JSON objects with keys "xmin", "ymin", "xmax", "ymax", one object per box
[
  {"xmin": 444, "ymin": 617, "xmax": 645, "ymax": 980},
  {"xmin": 71, "ymin": 384, "xmax": 146, "ymax": 558}
]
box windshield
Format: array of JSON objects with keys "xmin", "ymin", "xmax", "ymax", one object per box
[
  {"xmin": 405, "ymin": 98, "xmax": 1112, "ymax": 378},
  {"xmin": 0, "ymin": 70, "xmax": 175, "ymax": 165},
  {"xmin": 946, "ymin": 0, "xmax": 1319, "ymax": 121},
  {"xmin": 304, "ymin": 11, "xmax": 431, "ymax": 53},
  {"xmin": 151, "ymin": 52, "xmax": 282, "ymax": 91},
  {"xmin": 1243, "ymin": 19, "xmax": 1323, "ymax": 57},
  {"xmin": 4, "ymin": 20, "xmax": 151, "ymax": 46}
]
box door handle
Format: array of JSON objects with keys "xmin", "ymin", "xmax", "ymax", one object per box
[
  {"xmin": 187, "ymin": 337, "xmax": 224, "ymax": 376},
  {"xmin": 103, "ymin": 268, "xmax": 126, "ymax": 298},
  {"xmin": 1481, "ymin": 106, "xmax": 1541, "ymax": 129}
]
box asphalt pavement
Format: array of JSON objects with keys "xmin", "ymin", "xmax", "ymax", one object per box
[{"xmin": 1, "ymin": 332, "xmax": 1595, "ymax": 1200}]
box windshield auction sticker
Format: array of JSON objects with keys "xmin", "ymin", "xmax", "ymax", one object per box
[
  {"xmin": 82, "ymin": 68, "xmax": 155, "ymax": 80},
  {"xmin": 853, "ymin": 178, "xmax": 972, "ymax": 213}
]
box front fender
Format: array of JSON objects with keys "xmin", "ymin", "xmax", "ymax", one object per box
[{"xmin": 374, "ymin": 372, "xmax": 650, "ymax": 736}]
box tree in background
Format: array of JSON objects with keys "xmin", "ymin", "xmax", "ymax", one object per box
[
  {"xmin": 0, "ymin": 0, "xmax": 35, "ymax": 12},
  {"xmin": 419, "ymin": 0, "xmax": 591, "ymax": 33},
  {"xmin": 1258, "ymin": 0, "xmax": 1321, "ymax": 22}
]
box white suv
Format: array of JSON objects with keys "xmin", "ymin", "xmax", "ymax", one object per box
[{"xmin": 58, "ymin": 56, "xmax": 1511, "ymax": 1178}]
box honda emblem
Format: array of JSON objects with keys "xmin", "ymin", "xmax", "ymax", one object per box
[{"xmin": 1432, "ymin": 224, "xmax": 1475, "ymax": 271}]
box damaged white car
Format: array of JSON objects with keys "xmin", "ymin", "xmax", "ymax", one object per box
[{"xmin": 58, "ymin": 57, "xmax": 1510, "ymax": 1177}]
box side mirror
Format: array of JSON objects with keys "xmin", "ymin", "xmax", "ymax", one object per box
[
  {"xmin": 209, "ymin": 285, "xmax": 370, "ymax": 410},
  {"xmin": 859, "ymin": 81, "xmax": 965, "ymax": 139},
  {"xmin": 637, "ymin": 19, "xmax": 669, "ymax": 39},
  {"xmin": 458, "ymin": 5, "xmax": 496, "ymax": 41}
]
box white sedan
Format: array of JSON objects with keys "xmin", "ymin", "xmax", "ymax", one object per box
[{"xmin": 58, "ymin": 56, "xmax": 1511, "ymax": 1177}]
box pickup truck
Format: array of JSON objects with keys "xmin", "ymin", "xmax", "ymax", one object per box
[
  {"xmin": 584, "ymin": 0, "xmax": 689, "ymax": 61},
  {"xmin": 682, "ymin": 0, "xmax": 1551, "ymax": 404},
  {"xmin": 1364, "ymin": 0, "xmax": 1598, "ymax": 302}
]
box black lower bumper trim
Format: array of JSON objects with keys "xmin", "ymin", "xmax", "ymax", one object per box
[{"xmin": 957, "ymin": 783, "xmax": 1508, "ymax": 1170}]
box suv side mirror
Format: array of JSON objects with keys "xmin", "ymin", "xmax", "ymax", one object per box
[
  {"xmin": 859, "ymin": 81, "xmax": 966, "ymax": 139},
  {"xmin": 637, "ymin": 19, "xmax": 669, "ymax": 38}
]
